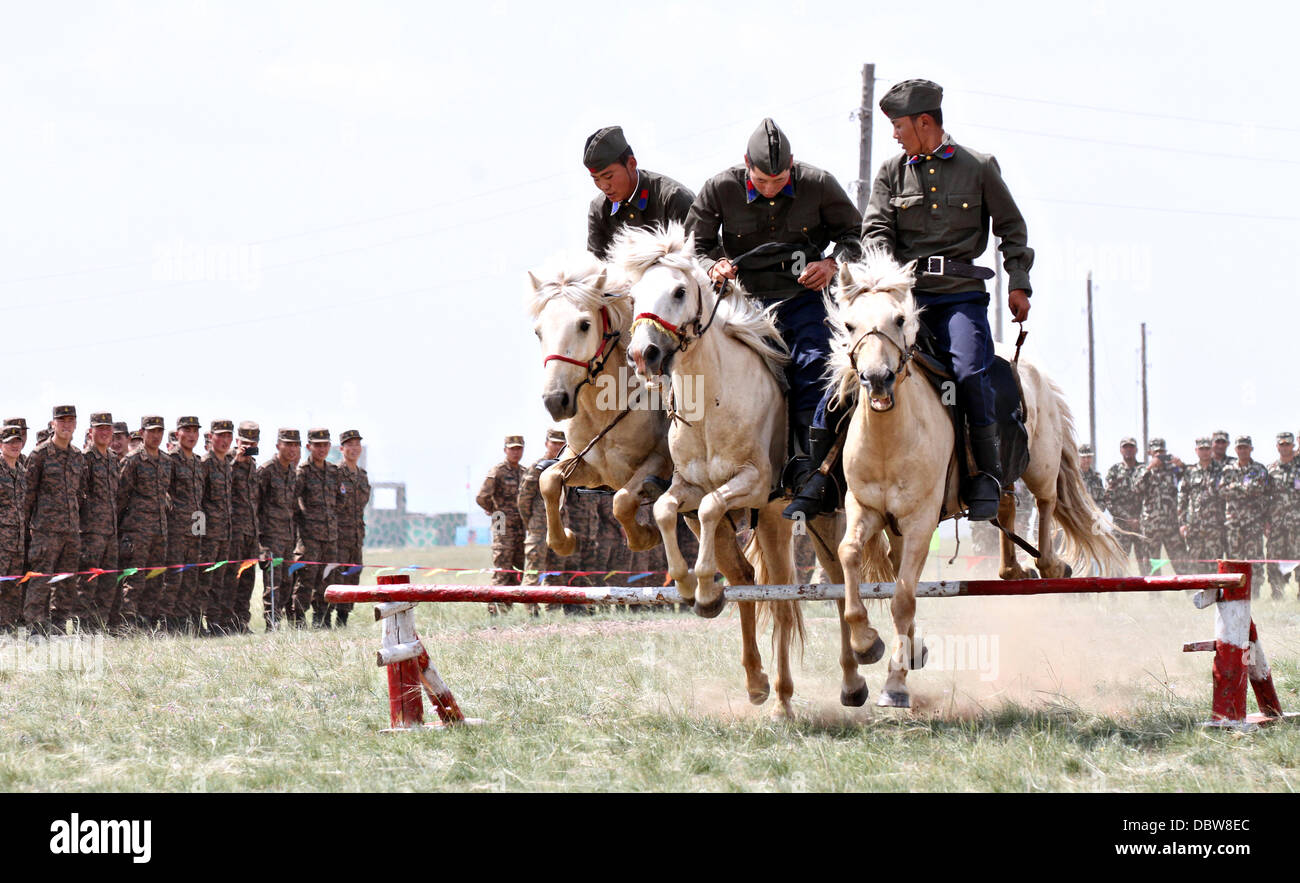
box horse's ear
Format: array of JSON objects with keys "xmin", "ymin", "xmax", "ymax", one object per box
[
  {"xmin": 592, "ymin": 268, "xmax": 607, "ymax": 292},
  {"xmin": 837, "ymin": 262, "xmax": 855, "ymax": 290},
  {"xmin": 527, "ymin": 271, "xmax": 543, "ymax": 292}
]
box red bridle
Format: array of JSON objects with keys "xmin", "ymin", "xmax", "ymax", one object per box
[{"xmin": 542, "ymin": 306, "xmax": 621, "ymax": 390}]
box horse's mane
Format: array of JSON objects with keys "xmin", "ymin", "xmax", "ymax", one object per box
[
  {"xmin": 525, "ymin": 252, "xmax": 634, "ymax": 345},
  {"xmin": 826, "ymin": 247, "xmax": 922, "ymax": 410},
  {"xmin": 610, "ymin": 223, "xmax": 790, "ymax": 380}
]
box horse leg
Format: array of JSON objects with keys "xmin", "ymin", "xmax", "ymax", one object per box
[
  {"xmin": 997, "ymin": 491, "xmax": 1034, "ymax": 580},
  {"xmin": 810, "ymin": 514, "xmax": 867, "ymax": 708},
  {"xmin": 756, "ymin": 504, "xmax": 797, "ymax": 719},
  {"xmin": 653, "ymin": 479, "xmax": 703, "ymax": 602},
  {"xmin": 540, "ymin": 458, "xmax": 590, "ymax": 558},
  {"xmin": 614, "ymin": 454, "xmax": 670, "ymax": 552},
  {"xmin": 692, "ymin": 464, "xmax": 763, "ymax": 618},
  {"xmin": 1034, "ymin": 494, "xmax": 1068, "ymax": 578},
  {"xmin": 839, "ymin": 493, "xmax": 887, "ymax": 666},
  {"xmin": 713, "ymin": 531, "xmax": 768, "ymax": 705},
  {"xmin": 878, "ymin": 523, "xmax": 931, "ymax": 709}
]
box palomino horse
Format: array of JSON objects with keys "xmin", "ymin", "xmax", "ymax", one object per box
[
  {"xmin": 527, "ymin": 256, "xmax": 670, "ymax": 556},
  {"xmin": 828, "ymin": 250, "xmax": 1128, "ymax": 708},
  {"xmin": 616, "ymin": 224, "xmax": 890, "ymax": 716}
]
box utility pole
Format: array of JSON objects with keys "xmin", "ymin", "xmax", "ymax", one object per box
[
  {"xmin": 1087, "ymin": 272, "xmax": 1096, "ymax": 456},
  {"xmin": 857, "ymin": 63, "xmax": 875, "ymax": 214},
  {"xmin": 1140, "ymin": 322, "xmax": 1149, "ymax": 460},
  {"xmin": 993, "ymin": 239, "xmax": 1004, "ymax": 343}
]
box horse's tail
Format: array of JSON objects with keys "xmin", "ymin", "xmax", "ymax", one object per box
[
  {"xmin": 859, "ymin": 529, "xmax": 896, "ymax": 582},
  {"xmin": 1049, "ymin": 382, "xmax": 1129, "ymax": 577},
  {"xmin": 745, "ymin": 527, "xmax": 806, "ymax": 658}
]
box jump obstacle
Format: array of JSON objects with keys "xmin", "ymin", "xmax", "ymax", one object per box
[{"xmin": 325, "ymin": 561, "xmax": 1296, "ymax": 732}]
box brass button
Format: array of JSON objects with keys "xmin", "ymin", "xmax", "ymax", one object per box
[
  {"xmin": 802, "ymin": 227, "xmax": 808, "ymax": 232},
  {"xmin": 926, "ymin": 155, "xmax": 932, "ymax": 160},
  {"xmin": 962, "ymin": 202, "xmax": 968, "ymax": 209},
  {"xmin": 769, "ymin": 200, "xmax": 775, "ymax": 206},
  {"xmin": 628, "ymin": 213, "xmax": 635, "ymax": 219},
  {"xmin": 928, "ymin": 168, "xmax": 935, "ymax": 174},
  {"xmin": 930, "ymin": 186, "xmax": 936, "ymax": 192},
  {"xmin": 931, "ymin": 203, "xmax": 938, "ymax": 209}
]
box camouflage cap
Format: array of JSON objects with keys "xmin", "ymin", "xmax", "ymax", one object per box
[
  {"xmin": 1278, "ymin": 432, "xmax": 1296, "ymax": 444},
  {"xmin": 130, "ymin": 429, "xmax": 143, "ymax": 441},
  {"xmin": 583, "ymin": 125, "xmax": 631, "ymax": 171},
  {"xmin": 177, "ymin": 415, "xmax": 201, "ymax": 429},
  {"xmin": 339, "ymin": 429, "xmax": 362, "ymax": 444},
  {"xmin": 1148, "ymin": 437, "xmax": 1167, "ymax": 451},
  {"xmin": 306, "ymin": 428, "xmax": 331, "ymax": 444},
  {"xmin": 142, "ymin": 415, "xmax": 165, "ymax": 430},
  {"xmin": 879, "ymin": 78, "xmax": 944, "ymax": 119},
  {"xmin": 3, "ymin": 417, "xmax": 26, "ymax": 430},
  {"xmin": 746, "ymin": 118, "xmax": 792, "ymax": 175},
  {"xmin": 210, "ymin": 419, "xmax": 234, "ymax": 434},
  {"xmin": 1236, "ymin": 435, "xmax": 1253, "ymax": 447},
  {"xmin": 89, "ymin": 411, "xmax": 113, "ymax": 427},
  {"xmin": 278, "ymin": 428, "xmax": 301, "ymax": 444},
  {"xmin": 52, "ymin": 405, "xmax": 76, "ymax": 419},
  {"xmin": 238, "ymin": 420, "xmax": 260, "ymax": 442},
  {"xmin": 504, "ymin": 435, "xmax": 525, "ymax": 448},
  {"xmin": 546, "ymin": 428, "xmax": 566, "ymax": 444},
  {"xmin": 112, "ymin": 421, "xmax": 128, "ymax": 435},
  {"xmin": 1120, "ymin": 436, "xmax": 1137, "ymax": 447},
  {"xmin": 1212, "ymin": 430, "xmax": 1230, "ymax": 443},
  {"xmin": 1078, "ymin": 443, "xmax": 1094, "ymax": 456},
  {"xmin": 1195, "ymin": 437, "xmax": 1212, "ymax": 448},
  {"xmin": 0, "ymin": 424, "xmax": 20, "ymax": 443},
  {"xmin": 35, "ymin": 427, "xmax": 52, "ymax": 444}
]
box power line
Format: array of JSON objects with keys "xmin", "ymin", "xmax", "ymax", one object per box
[
  {"xmin": 963, "ymin": 121, "xmax": 1300, "ymax": 166},
  {"xmin": 1023, "ymin": 194, "xmax": 1300, "ymax": 222}
]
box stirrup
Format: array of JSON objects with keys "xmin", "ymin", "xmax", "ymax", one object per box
[{"xmin": 642, "ymin": 475, "xmax": 670, "ymax": 501}]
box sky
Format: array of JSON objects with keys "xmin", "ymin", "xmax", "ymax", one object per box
[{"xmin": 2, "ymin": 1, "xmax": 1297, "ymax": 517}]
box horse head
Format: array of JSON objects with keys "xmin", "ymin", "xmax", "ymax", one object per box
[
  {"xmin": 829, "ymin": 250, "xmax": 922, "ymax": 413},
  {"xmin": 527, "ymin": 256, "xmax": 629, "ymax": 421}
]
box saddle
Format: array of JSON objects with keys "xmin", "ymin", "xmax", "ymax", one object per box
[{"xmin": 910, "ymin": 323, "xmax": 1030, "ymax": 521}]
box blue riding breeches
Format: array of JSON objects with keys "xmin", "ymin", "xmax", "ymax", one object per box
[{"xmin": 914, "ymin": 292, "xmax": 996, "ymax": 428}]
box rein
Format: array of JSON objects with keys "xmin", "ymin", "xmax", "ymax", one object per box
[{"xmin": 542, "ymin": 305, "xmax": 621, "ymax": 396}]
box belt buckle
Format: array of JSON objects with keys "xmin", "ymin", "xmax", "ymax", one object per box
[{"xmin": 925, "ymin": 256, "xmax": 945, "ymax": 275}]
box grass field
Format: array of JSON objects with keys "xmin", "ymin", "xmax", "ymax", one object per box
[{"xmin": 1, "ymin": 543, "xmax": 1298, "ymax": 792}]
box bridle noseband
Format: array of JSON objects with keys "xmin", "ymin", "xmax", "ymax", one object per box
[
  {"xmin": 542, "ymin": 304, "xmax": 621, "ymax": 395},
  {"xmin": 849, "ymin": 322, "xmax": 913, "ymax": 382},
  {"xmin": 630, "ymin": 276, "xmax": 727, "ymax": 355}
]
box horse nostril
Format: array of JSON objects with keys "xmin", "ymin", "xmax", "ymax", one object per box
[
  {"xmin": 884, "ymin": 369, "xmax": 896, "ymax": 385},
  {"xmin": 643, "ymin": 343, "xmax": 660, "ymax": 364}
]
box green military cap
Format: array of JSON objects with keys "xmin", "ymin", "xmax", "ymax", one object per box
[
  {"xmin": 238, "ymin": 420, "xmax": 260, "ymax": 443},
  {"xmin": 583, "ymin": 126, "xmax": 631, "ymax": 172},
  {"xmin": 1120, "ymin": 436, "xmax": 1137, "ymax": 447},
  {"xmin": 112, "ymin": 421, "xmax": 128, "ymax": 434},
  {"xmin": 142, "ymin": 415, "xmax": 165, "ymax": 430},
  {"xmin": 1236, "ymin": 435, "xmax": 1252, "ymax": 447},
  {"xmin": 1212, "ymin": 430, "xmax": 1230, "ymax": 443},
  {"xmin": 210, "ymin": 419, "xmax": 234, "ymax": 434},
  {"xmin": 306, "ymin": 427, "xmax": 330, "ymax": 444},
  {"xmin": 130, "ymin": 428, "xmax": 143, "ymax": 441},
  {"xmin": 504, "ymin": 435, "xmax": 525, "ymax": 448},
  {"xmin": 1277, "ymin": 431, "xmax": 1295, "ymax": 444},
  {"xmin": 177, "ymin": 415, "xmax": 201, "ymax": 428},
  {"xmin": 0, "ymin": 424, "xmax": 20, "ymax": 443},
  {"xmin": 52, "ymin": 404, "xmax": 76, "ymax": 419},
  {"xmin": 546, "ymin": 428, "xmax": 566, "ymax": 444},
  {"xmin": 1195, "ymin": 437, "xmax": 1212, "ymax": 448},
  {"xmin": 278, "ymin": 428, "xmax": 301, "ymax": 443},
  {"xmin": 89, "ymin": 411, "xmax": 113, "ymax": 427},
  {"xmin": 1078, "ymin": 442, "xmax": 1094, "ymax": 456},
  {"xmin": 35, "ymin": 427, "xmax": 52, "ymax": 444},
  {"xmin": 746, "ymin": 118, "xmax": 792, "ymax": 175},
  {"xmin": 4, "ymin": 417, "xmax": 27, "ymax": 430},
  {"xmin": 339, "ymin": 429, "xmax": 362, "ymax": 444},
  {"xmin": 879, "ymin": 78, "xmax": 944, "ymax": 119},
  {"xmin": 1148, "ymin": 437, "xmax": 1166, "ymax": 451}
]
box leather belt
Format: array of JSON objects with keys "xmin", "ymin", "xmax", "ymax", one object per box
[{"xmin": 919, "ymin": 255, "xmax": 994, "ymax": 280}]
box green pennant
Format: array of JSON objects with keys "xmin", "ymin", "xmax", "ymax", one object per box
[
  {"xmin": 1149, "ymin": 558, "xmax": 1170, "ymax": 574},
  {"xmin": 204, "ymin": 561, "xmax": 229, "ymax": 572},
  {"xmin": 272, "ymin": 557, "xmax": 284, "ymax": 567}
]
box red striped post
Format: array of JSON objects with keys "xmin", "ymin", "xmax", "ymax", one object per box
[
  {"xmin": 1211, "ymin": 560, "xmax": 1252, "ymax": 724},
  {"xmin": 378, "ymin": 574, "xmax": 425, "ymax": 730}
]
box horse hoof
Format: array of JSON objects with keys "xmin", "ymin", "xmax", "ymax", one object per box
[
  {"xmin": 853, "ymin": 636, "xmax": 887, "ymax": 665},
  {"xmin": 771, "ymin": 701, "xmax": 793, "ymax": 720},
  {"xmin": 693, "ymin": 595, "xmax": 726, "ymax": 619},
  {"xmin": 1025, "ymin": 568, "xmax": 1040, "ymax": 579},
  {"xmin": 749, "ymin": 685, "xmax": 770, "ymax": 706},
  {"xmin": 876, "ymin": 691, "xmax": 910, "ymax": 709},
  {"xmin": 840, "ymin": 681, "xmax": 869, "ymax": 707}
]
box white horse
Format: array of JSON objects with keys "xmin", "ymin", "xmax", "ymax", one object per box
[
  {"xmin": 527, "ymin": 255, "xmax": 669, "ymax": 556},
  {"xmin": 617, "ymin": 224, "xmax": 890, "ymax": 716},
  {"xmin": 828, "ymin": 251, "xmax": 1127, "ymax": 708}
]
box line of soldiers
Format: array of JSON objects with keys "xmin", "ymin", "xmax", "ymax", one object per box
[
  {"xmin": 1076, "ymin": 430, "xmax": 1300, "ymax": 598},
  {"xmin": 0, "ymin": 407, "xmax": 369, "ymax": 638}
]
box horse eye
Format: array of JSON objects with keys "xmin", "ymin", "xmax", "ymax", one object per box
[
  {"xmin": 894, "ymin": 315, "xmax": 905, "ymax": 328},
  {"xmin": 672, "ymin": 286, "xmax": 686, "ymax": 300},
  {"xmin": 579, "ymin": 319, "xmax": 591, "ymax": 332},
  {"xmin": 844, "ymin": 323, "xmax": 856, "ymax": 334}
]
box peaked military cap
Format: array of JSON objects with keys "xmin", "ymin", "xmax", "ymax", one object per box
[
  {"xmin": 177, "ymin": 415, "xmax": 201, "ymax": 428},
  {"xmin": 583, "ymin": 126, "xmax": 631, "ymax": 171},
  {"xmin": 238, "ymin": 421, "xmax": 260, "ymax": 442},
  {"xmin": 1212, "ymin": 430, "xmax": 1230, "ymax": 442},
  {"xmin": 211, "ymin": 419, "xmax": 234, "ymax": 434},
  {"xmin": 307, "ymin": 428, "xmax": 331, "ymax": 444},
  {"xmin": 504, "ymin": 435, "xmax": 525, "ymax": 448},
  {"xmin": 746, "ymin": 118, "xmax": 792, "ymax": 175},
  {"xmin": 0, "ymin": 424, "xmax": 20, "ymax": 443},
  {"xmin": 89, "ymin": 411, "xmax": 113, "ymax": 427},
  {"xmin": 112, "ymin": 421, "xmax": 128, "ymax": 434},
  {"xmin": 1278, "ymin": 431, "xmax": 1295, "ymax": 444},
  {"xmin": 546, "ymin": 428, "xmax": 566, "ymax": 444},
  {"xmin": 879, "ymin": 78, "xmax": 944, "ymax": 119},
  {"xmin": 1078, "ymin": 443, "xmax": 1094, "ymax": 456},
  {"xmin": 339, "ymin": 429, "xmax": 362, "ymax": 444},
  {"xmin": 142, "ymin": 415, "xmax": 165, "ymax": 430},
  {"xmin": 1195, "ymin": 437, "xmax": 1212, "ymax": 448},
  {"xmin": 130, "ymin": 428, "xmax": 143, "ymax": 441},
  {"xmin": 1148, "ymin": 437, "xmax": 1166, "ymax": 450},
  {"xmin": 36, "ymin": 427, "xmax": 52, "ymax": 444},
  {"xmin": 1236, "ymin": 435, "xmax": 1252, "ymax": 447},
  {"xmin": 278, "ymin": 428, "xmax": 301, "ymax": 443},
  {"xmin": 1120, "ymin": 436, "xmax": 1137, "ymax": 447},
  {"xmin": 52, "ymin": 405, "xmax": 76, "ymax": 419},
  {"xmin": 4, "ymin": 417, "xmax": 26, "ymax": 430}
]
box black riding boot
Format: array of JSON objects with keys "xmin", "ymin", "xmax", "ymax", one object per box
[
  {"xmin": 782, "ymin": 427, "xmax": 843, "ymax": 520},
  {"xmin": 966, "ymin": 423, "xmax": 1003, "ymax": 522}
]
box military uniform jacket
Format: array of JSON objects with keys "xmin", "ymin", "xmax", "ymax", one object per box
[
  {"xmin": 1104, "ymin": 462, "xmax": 1142, "ymax": 521},
  {"xmin": 1222, "ymin": 459, "xmax": 1271, "ymax": 528},
  {"xmin": 229, "ymin": 455, "xmax": 258, "ymax": 538},
  {"xmin": 336, "ymin": 465, "xmax": 370, "ymax": 545},
  {"xmin": 1081, "ymin": 469, "xmax": 1105, "ymax": 507},
  {"xmin": 517, "ymin": 459, "xmax": 550, "ymax": 539},
  {"xmin": 295, "ymin": 460, "xmax": 339, "ymax": 544},
  {"xmin": 200, "ymin": 451, "xmax": 233, "ymax": 542},
  {"xmin": 477, "ymin": 461, "xmax": 523, "ymax": 532},
  {"xmin": 587, "ymin": 169, "xmax": 695, "ymax": 261},
  {"xmin": 1268, "ymin": 459, "xmax": 1300, "ymax": 531},
  {"xmin": 80, "ymin": 447, "xmax": 119, "ymax": 537},
  {"xmin": 686, "ymin": 161, "xmax": 863, "ymax": 301},
  {"xmin": 1178, "ymin": 462, "xmax": 1224, "ymax": 535},
  {"xmin": 862, "ymin": 134, "xmax": 1034, "ymax": 297},
  {"xmin": 167, "ymin": 450, "xmax": 205, "ymax": 538},
  {"xmin": 25, "ymin": 440, "xmax": 87, "ymax": 535},
  {"xmin": 0, "ymin": 458, "xmax": 26, "ymax": 549},
  {"xmin": 255, "ymin": 458, "xmax": 297, "ymax": 543},
  {"xmin": 117, "ymin": 448, "xmax": 173, "ymax": 535},
  {"xmin": 1134, "ymin": 463, "xmax": 1179, "ymax": 533}
]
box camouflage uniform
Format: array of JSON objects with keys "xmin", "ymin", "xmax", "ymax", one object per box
[
  {"xmin": 1105, "ymin": 448, "xmax": 1144, "ymax": 571},
  {"xmin": 1081, "ymin": 467, "xmax": 1105, "ymax": 508},
  {"xmin": 117, "ymin": 419, "xmax": 173, "ymax": 627},
  {"xmin": 517, "ymin": 456, "xmax": 559, "ymax": 587},
  {"xmin": 223, "ymin": 422, "xmax": 260, "ymax": 632},
  {"xmin": 23, "ymin": 408, "xmax": 87, "ymax": 632},
  {"xmin": 79, "ymin": 414, "xmax": 120, "ymax": 628},
  {"xmin": 592, "ymin": 492, "xmax": 629, "ymax": 588},
  {"xmin": 0, "ymin": 430, "xmax": 26, "ymax": 631},
  {"xmin": 164, "ymin": 418, "xmax": 205, "ymax": 629},
  {"xmin": 1134, "ymin": 440, "xmax": 1184, "ymax": 574},
  {"xmin": 198, "ymin": 423, "xmax": 234, "ymax": 632},
  {"xmin": 1266, "ymin": 435, "xmax": 1300, "ymax": 597},
  {"xmin": 476, "ymin": 438, "xmax": 526, "ymax": 598},
  {"xmin": 1179, "ymin": 452, "xmax": 1226, "ymax": 569},
  {"xmin": 1222, "ymin": 437, "xmax": 1272, "ymax": 597},
  {"xmin": 256, "ymin": 438, "xmax": 299, "ymax": 627},
  {"xmin": 334, "ymin": 429, "xmax": 370, "ymax": 626},
  {"xmin": 295, "ymin": 428, "xmax": 339, "ymax": 627}
]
